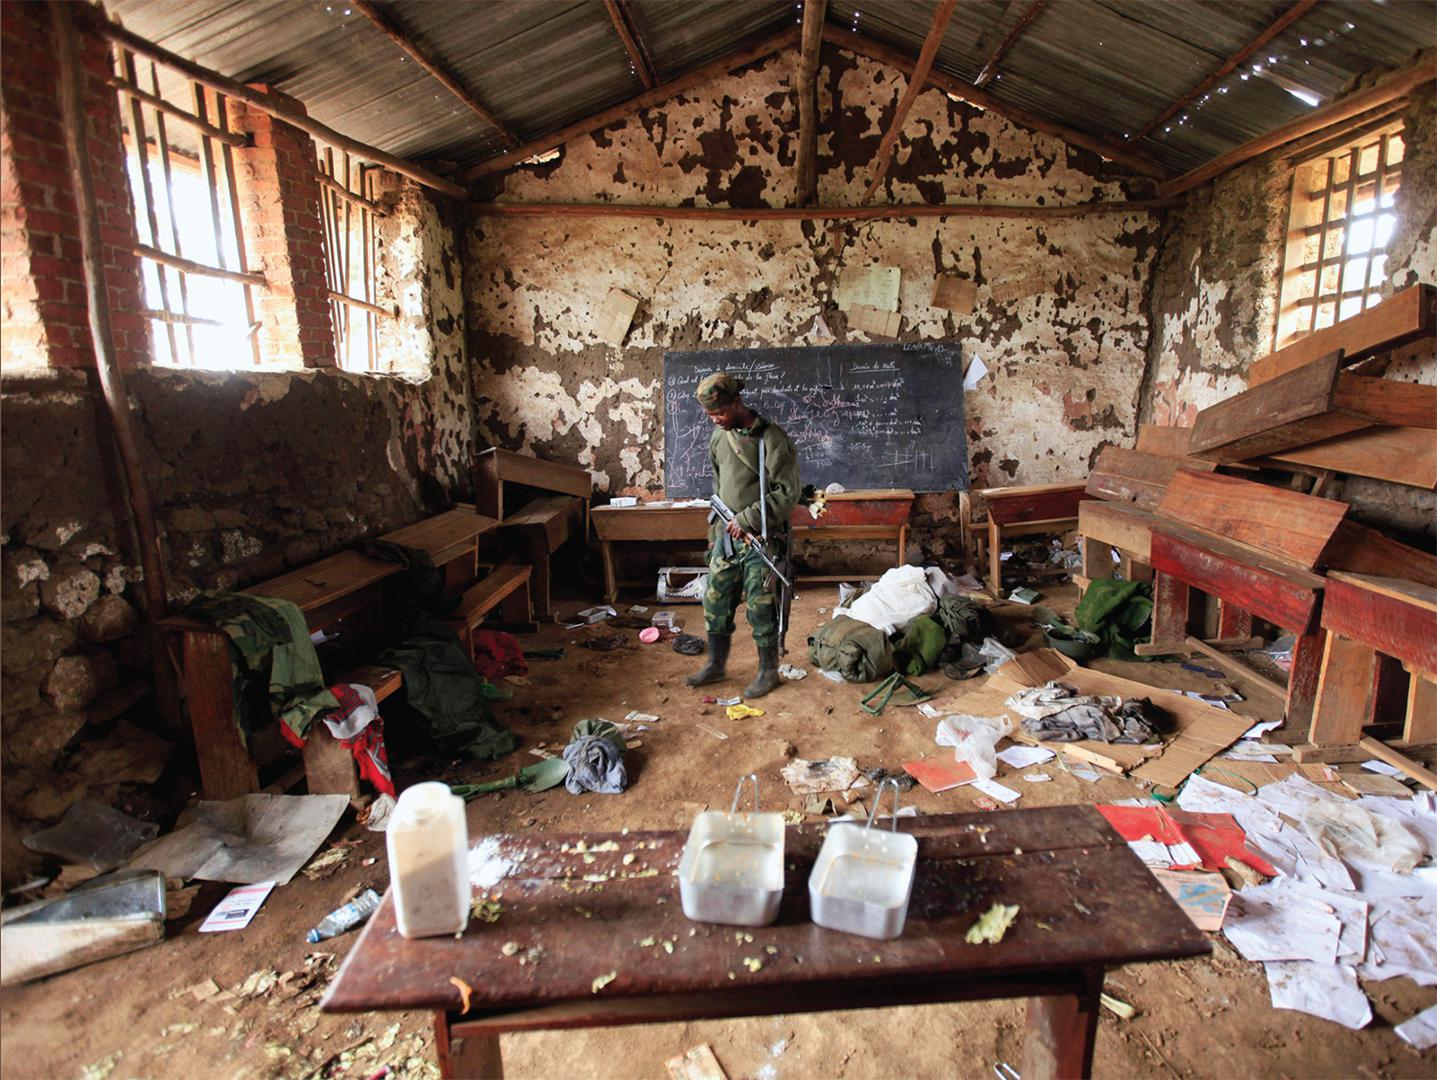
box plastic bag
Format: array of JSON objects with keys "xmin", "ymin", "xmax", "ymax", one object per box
[
  {"xmin": 846, "ymin": 565, "xmax": 938, "ymax": 635},
  {"xmin": 977, "ymin": 637, "xmax": 1017, "ymax": 673},
  {"xmin": 935, "ymin": 714, "xmax": 1013, "ymax": 782},
  {"xmin": 1304, "ymin": 801, "xmax": 1423, "ymax": 873}
]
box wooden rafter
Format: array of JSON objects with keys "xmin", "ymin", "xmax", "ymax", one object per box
[
  {"xmin": 353, "ymin": 0, "xmax": 519, "ymax": 149},
  {"xmin": 794, "ymin": 0, "xmax": 827, "ymax": 206},
  {"xmin": 1160, "ymin": 54, "xmax": 1437, "ymax": 197},
  {"xmin": 468, "ymin": 197, "xmax": 1172, "ymax": 221},
  {"xmin": 861, "ymin": 0, "xmax": 957, "ymax": 204},
  {"xmin": 604, "ymin": 0, "xmax": 656, "ymax": 90},
  {"xmin": 78, "ymin": 8, "xmax": 467, "ymax": 197},
  {"xmin": 1132, "ymin": 0, "xmax": 1318, "ymax": 144},
  {"xmin": 826, "ymin": 26, "xmax": 1165, "ymax": 180},
  {"xmin": 973, "ymin": 0, "xmax": 1045, "ymax": 87},
  {"xmin": 462, "ymin": 27, "xmax": 801, "ymax": 183}
]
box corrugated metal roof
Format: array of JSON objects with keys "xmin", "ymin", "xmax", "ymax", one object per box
[{"xmin": 103, "ymin": 0, "xmax": 1434, "ymax": 182}]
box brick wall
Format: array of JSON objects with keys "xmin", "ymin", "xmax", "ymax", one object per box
[
  {"xmin": 0, "ymin": 1, "xmax": 150, "ymax": 370},
  {"xmin": 227, "ymin": 88, "xmax": 336, "ymax": 368}
]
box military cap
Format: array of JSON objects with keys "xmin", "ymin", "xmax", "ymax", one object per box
[{"xmin": 695, "ymin": 371, "xmax": 745, "ymax": 407}]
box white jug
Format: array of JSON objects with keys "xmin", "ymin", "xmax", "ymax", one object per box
[{"xmin": 386, "ymin": 782, "xmax": 469, "ymax": 939}]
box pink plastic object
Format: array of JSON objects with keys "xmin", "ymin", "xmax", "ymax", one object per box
[{"xmin": 639, "ymin": 627, "xmax": 661, "ymax": 644}]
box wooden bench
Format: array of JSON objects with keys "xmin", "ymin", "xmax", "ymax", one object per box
[
  {"xmin": 476, "ymin": 447, "xmax": 592, "ymax": 621},
  {"xmin": 978, "ymin": 482, "xmax": 1087, "ymax": 592},
  {"xmin": 445, "ymin": 563, "xmax": 535, "ymax": 654}
]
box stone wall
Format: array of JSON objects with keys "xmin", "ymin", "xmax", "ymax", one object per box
[{"xmin": 464, "ymin": 45, "xmax": 1163, "ymax": 530}]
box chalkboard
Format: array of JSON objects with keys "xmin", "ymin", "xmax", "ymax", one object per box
[{"xmin": 663, "ymin": 342, "xmax": 968, "ymax": 498}]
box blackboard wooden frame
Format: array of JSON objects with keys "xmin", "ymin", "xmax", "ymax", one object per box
[{"xmin": 663, "ymin": 342, "xmax": 968, "ymax": 498}]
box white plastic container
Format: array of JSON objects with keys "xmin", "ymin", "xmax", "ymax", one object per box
[
  {"xmin": 386, "ymin": 782, "xmax": 469, "ymax": 939},
  {"xmin": 678, "ymin": 774, "xmax": 785, "ymax": 927},
  {"xmin": 808, "ymin": 779, "xmax": 918, "ymax": 940}
]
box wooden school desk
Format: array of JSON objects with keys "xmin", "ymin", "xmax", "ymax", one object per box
[{"xmin": 322, "ymin": 806, "xmax": 1208, "ymax": 1080}]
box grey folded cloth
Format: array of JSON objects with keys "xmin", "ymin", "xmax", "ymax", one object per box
[
  {"xmin": 562, "ymin": 719, "xmax": 629, "ymax": 794},
  {"xmin": 1006, "ymin": 681, "xmax": 1157, "ymax": 744}
]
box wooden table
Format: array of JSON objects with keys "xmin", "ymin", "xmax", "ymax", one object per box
[
  {"xmin": 322, "ymin": 807, "xmax": 1208, "ymax": 1079},
  {"xmin": 979, "ymin": 482, "xmax": 1087, "ymax": 592},
  {"xmin": 590, "ymin": 490, "xmax": 916, "ymax": 603}
]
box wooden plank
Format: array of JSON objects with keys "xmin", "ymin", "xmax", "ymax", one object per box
[
  {"xmin": 591, "ymin": 505, "xmax": 708, "ymax": 542},
  {"xmin": 1407, "ymin": 676, "xmax": 1437, "ymax": 745},
  {"xmin": 1248, "ymin": 284, "xmax": 1436, "ymax": 386},
  {"xmin": 347, "ymin": 665, "xmax": 404, "ymax": 702},
  {"xmin": 249, "ymin": 550, "xmax": 398, "ymax": 614},
  {"xmin": 1182, "ymin": 635, "xmax": 1287, "ymax": 701},
  {"xmin": 301, "ymin": 722, "xmax": 360, "ymax": 802},
  {"xmin": 457, "ymin": 566, "xmax": 533, "ymax": 625},
  {"xmin": 1085, "ymin": 446, "xmax": 1214, "ymax": 511},
  {"xmin": 1308, "ymin": 634, "xmax": 1379, "ymax": 745},
  {"xmin": 381, "ymin": 509, "xmax": 499, "ymax": 562},
  {"xmin": 1135, "ymin": 425, "xmax": 1194, "ymax": 458},
  {"xmin": 1156, "ymin": 470, "xmax": 1349, "ymax": 570},
  {"xmin": 1078, "ymin": 500, "xmax": 1154, "ymax": 563},
  {"xmin": 1146, "ymin": 573, "xmax": 1191, "ymax": 653},
  {"xmin": 1322, "ymin": 573, "xmax": 1437, "ymax": 673},
  {"xmin": 1150, "ymin": 524, "xmax": 1325, "ymax": 633},
  {"xmin": 1359, "ymin": 736, "xmax": 1437, "ymax": 791},
  {"xmin": 184, "ymin": 631, "xmax": 257, "ymax": 800},
  {"xmin": 980, "ymin": 483, "xmax": 1087, "ymax": 525},
  {"xmin": 1332, "ymin": 373, "xmax": 1437, "ymax": 429},
  {"xmin": 1287, "ymin": 631, "xmax": 1327, "ymax": 732},
  {"xmin": 478, "ymin": 447, "xmax": 593, "ymax": 501},
  {"xmin": 1321, "ymin": 520, "xmax": 1437, "ymax": 589},
  {"xmin": 1272, "ymin": 425, "xmax": 1437, "ymax": 490}
]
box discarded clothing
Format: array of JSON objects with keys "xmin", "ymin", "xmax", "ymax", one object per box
[
  {"xmin": 185, "ymin": 591, "xmax": 338, "ymax": 743},
  {"xmin": 1006, "ymin": 681, "xmax": 1159, "ymax": 744},
  {"xmin": 672, "ymin": 633, "xmax": 706, "ymax": 656},
  {"xmin": 893, "ymin": 615, "xmax": 946, "ymax": 675},
  {"xmin": 1074, "ymin": 578, "xmax": 1153, "ymax": 661},
  {"xmin": 842, "ymin": 565, "xmax": 937, "ymax": 635},
  {"xmin": 933, "ymin": 594, "xmax": 993, "ymax": 644},
  {"xmin": 362, "ymin": 539, "xmax": 457, "ymax": 634},
  {"xmin": 321, "ymin": 683, "xmax": 379, "ymax": 740},
  {"xmin": 808, "ymin": 614, "xmax": 894, "ymax": 683},
  {"xmin": 377, "ymin": 622, "xmax": 517, "ymax": 759},
  {"xmin": 563, "ymin": 719, "xmax": 628, "ymax": 795},
  {"xmin": 470, "ymin": 630, "xmax": 528, "ymax": 681}
]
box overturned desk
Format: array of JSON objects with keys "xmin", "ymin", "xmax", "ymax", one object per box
[
  {"xmin": 322, "ymin": 806, "xmax": 1207, "ymax": 1079},
  {"xmin": 590, "ymin": 489, "xmax": 915, "ymax": 602}
]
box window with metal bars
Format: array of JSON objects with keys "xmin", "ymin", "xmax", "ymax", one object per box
[
  {"xmin": 112, "ymin": 46, "xmax": 264, "ymax": 368},
  {"xmin": 1274, "ymin": 122, "xmax": 1404, "ymax": 351},
  {"xmin": 316, "ymin": 150, "xmax": 389, "ymax": 371}
]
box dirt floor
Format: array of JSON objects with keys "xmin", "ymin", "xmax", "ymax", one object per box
[{"xmin": 2, "ymin": 581, "xmax": 1435, "ymax": 1079}]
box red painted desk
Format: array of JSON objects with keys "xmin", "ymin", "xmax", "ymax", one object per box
[{"xmin": 322, "ymin": 807, "xmax": 1208, "ymax": 1079}]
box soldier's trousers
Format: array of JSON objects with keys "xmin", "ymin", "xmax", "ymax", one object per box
[{"xmin": 703, "ymin": 545, "xmax": 778, "ymax": 648}]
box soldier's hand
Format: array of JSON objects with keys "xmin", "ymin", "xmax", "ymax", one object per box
[{"xmin": 725, "ymin": 520, "xmax": 745, "ymax": 540}]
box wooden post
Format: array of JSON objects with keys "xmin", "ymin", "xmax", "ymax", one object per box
[
  {"xmin": 1286, "ymin": 629, "xmax": 1327, "ymax": 733},
  {"xmin": 1307, "ymin": 634, "xmax": 1379, "ymax": 745},
  {"xmin": 1145, "ymin": 573, "xmax": 1190, "ymax": 653},
  {"xmin": 1406, "ymin": 672, "xmax": 1437, "ymax": 745},
  {"xmin": 55, "ymin": 3, "xmax": 180, "ymax": 732},
  {"xmin": 794, "ymin": 0, "xmax": 826, "ymax": 206},
  {"xmin": 1022, "ymin": 967, "xmax": 1102, "ymax": 1080}
]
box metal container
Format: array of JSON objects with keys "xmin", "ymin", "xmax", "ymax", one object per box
[
  {"xmin": 808, "ymin": 779, "xmax": 918, "ymax": 940},
  {"xmin": 678, "ymin": 774, "xmax": 785, "ymax": 927}
]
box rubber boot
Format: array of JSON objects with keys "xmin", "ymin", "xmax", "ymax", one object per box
[
  {"xmin": 743, "ymin": 644, "xmax": 781, "ymax": 699},
  {"xmin": 685, "ymin": 634, "xmax": 731, "ymax": 687}
]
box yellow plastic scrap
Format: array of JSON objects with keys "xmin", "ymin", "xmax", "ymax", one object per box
[
  {"xmin": 591, "ymin": 971, "xmax": 618, "ymax": 993},
  {"xmin": 726, "ymin": 704, "xmax": 765, "ymax": 721},
  {"xmin": 449, "ymin": 976, "xmax": 473, "ymax": 1013},
  {"xmin": 965, "ymin": 903, "xmax": 1020, "ymax": 945}
]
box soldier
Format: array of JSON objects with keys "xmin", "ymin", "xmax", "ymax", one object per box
[{"xmin": 685, "ymin": 372, "xmax": 800, "ymax": 698}]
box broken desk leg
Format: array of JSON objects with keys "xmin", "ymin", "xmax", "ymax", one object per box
[
  {"xmin": 1021, "ymin": 965, "xmax": 1102, "ymax": 1080},
  {"xmin": 437, "ymin": 1012, "xmax": 504, "ymax": 1080}
]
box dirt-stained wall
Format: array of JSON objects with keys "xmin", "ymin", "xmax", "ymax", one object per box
[
  {"xmin": 465, "ymin": 47, "xmax": 1163, "ymax": 506},
  {"xmin": 1140, "ymin": 85, "xmax": 1436, "ymax": 539},
  {"xmin": 0, "ymin": 182, "xmax": 473, "ymax": 881}
]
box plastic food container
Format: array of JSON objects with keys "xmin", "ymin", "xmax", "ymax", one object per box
[
  {"xmin": 808, "ymin": 779, "xmax": 918, "ymax": 940},
  {"xmin": 387, "ymin": 782, "xmax": 469, "ymax": 939},
  {"xmin": 678, "ymin": 774, "xmax": 785, "ymax": 927}
]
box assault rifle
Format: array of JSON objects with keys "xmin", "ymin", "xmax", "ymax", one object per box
[{"xmin": 708, "ymin": 494, "xmax": 792, "ymax": 589}]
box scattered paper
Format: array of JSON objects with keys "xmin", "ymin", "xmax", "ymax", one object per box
[
  {"xmin": 997, "ymin": 745, "xmax": 1054, "ymax": 769},
  {"xmin": 778, "ymin": 664, "xmax": 809, "ymax": 681},
  {"xmin": 1022, "ymin": 773, "xmax": 1052, "ymax": 783},
  {"xmin": 695, "ymin": 724, "xmax": 728, "ymax": 741},
  {"xmin": 782, "ymin": 757, "xmax": 863, "ymax": 795},
  {"xmin": 971, "ymin": 778, "xmax": 1021, "ymax": 804},
  {"xmin": 962, "ymin": 356, "xmax": 989, "ymax": 391},
  {"xmin": 1150, "ymin": 868, "xmax": 1231, "ymax": 931},
  {"xmin": 1242, "ymin": 719, "xmax": 1283, "ymax": 739},
  {"xmin": 1224, "ymin": 883, "xmax": 1342, "ymax": 963},
  {"xmin": 1128, "ymin": 840, "xmax": 1173, "ymax": 866},
  {"xmin": 1395, "ymin": 1004, "xmax": 1437, "ymax": 1050},
  {"xmin": 1265, "ymin": 960, "xmax": 1372, "ymax": 1030},
  {"xmin": 667, "ymin": 1043, "xmax": 729, "ymax": 1080},
  {"xmin": 904, "ymin": 758, "xmax": 976, "ymax": 794},
  {"xmin": 199, "ymin": 882, "xmax": 275, "ymax": 933},
  {"xmin": 610, "ymin": 497, "xmax": 639, "ymax": 508},
  {"xmin": 819, "ymin": 669, "xmax": 846, "ymax": 683},
  {"xmin": 1070, "ymin": 767, "xmax": 1102, "ymax": 783},
  {"xmin": 1360, "ymin": 759, "xmax": 1403, "ymax": 777}
]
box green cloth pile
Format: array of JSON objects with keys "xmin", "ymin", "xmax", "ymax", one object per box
[
  {"xmin": 893, "ymin": 615, "xmax": 947, "ymax": 676},
  {"xmin": 1074, "ymin": 578, "xmax": 1154, "ymax": 661}
]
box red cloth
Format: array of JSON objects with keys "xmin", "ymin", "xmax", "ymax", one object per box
[
  {"xmin": 343, "ymin": 720, "xmax": 394, "ymax": 797},
  {"xmin": 470, "ymin": 630, "xmax": 528, "ymax": 680},
  {"xmin": 1097, "ymin": 804, "xmax": 1276, "ymax": 876}
]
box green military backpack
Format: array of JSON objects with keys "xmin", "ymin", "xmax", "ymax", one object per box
[{"xmin": 808, "ymin": 615, "xmax": 895, "ymax": 683}]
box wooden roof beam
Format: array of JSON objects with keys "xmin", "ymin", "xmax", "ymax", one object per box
[
  {"xmin": 604, "ymin": 0, "xmax": 657, "ymax": 90},
  {"xmin": 78, "ymin": 8, "xmax": 467, "ymax": 197},
  {"xmin": 353, "ymin": 0, "xmax": 519, "ymax": 149},
  {"xmin": 468, "ymin": 197, "xmax": 1173, "ymax": 221},
  {"xmin": 861, "ymin": 0, "xmax": 957, "ymax": 204},
  {"xmin": 1132, "ymin": 0, "xmax": 1318, "ymax": 144},
  {"xmin": 794, "ymin": 0, "xmax": 827, "ymax": 206},
  {"xmin": 826, "ymin": 26, "xmax": 1166, "ymax": 181},
  {"xmin": 1160, "ymin": 54, "xmax": 1437, "ymax": 197},
  {"xmin": 462, "ymin": 27, "xmax": 801, "ymax": 183},
  {"xmin": 973, "ymin": 0, "xmax": 1046, "ymax": 88}
]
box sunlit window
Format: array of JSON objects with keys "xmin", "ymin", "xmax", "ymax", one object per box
[
  {"xmin": 114, "ymin": 48, "xmax": 262, "ymax": 368},
  {"xmin": 317, "ymin": 149, "xmax": 387, "ymax": 371},
  {"xmin": 1275, "ymin": 124, "xmax": 1403, "ymax": 349}
]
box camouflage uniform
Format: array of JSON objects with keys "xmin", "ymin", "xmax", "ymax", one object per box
[{"xmin": 697, "ymin": 374, "xmax": 800, "ymax": 648}]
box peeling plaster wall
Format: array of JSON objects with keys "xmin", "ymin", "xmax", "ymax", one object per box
[
  {"xmin": 1140, "ymin": 85, "xmax": 1436, "ymax": 540},
  {"xmin": 0, "ymin": 183, "xmax": 473, "ymax": 879},
  {"xmin": 465, "ymin": 47, "xmax": 1162, "ymax": 521}
]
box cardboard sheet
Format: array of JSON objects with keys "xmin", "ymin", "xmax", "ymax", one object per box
[{"xmin": 950, "ymin": 649, "xmax": 1255, "ymax": 788}]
